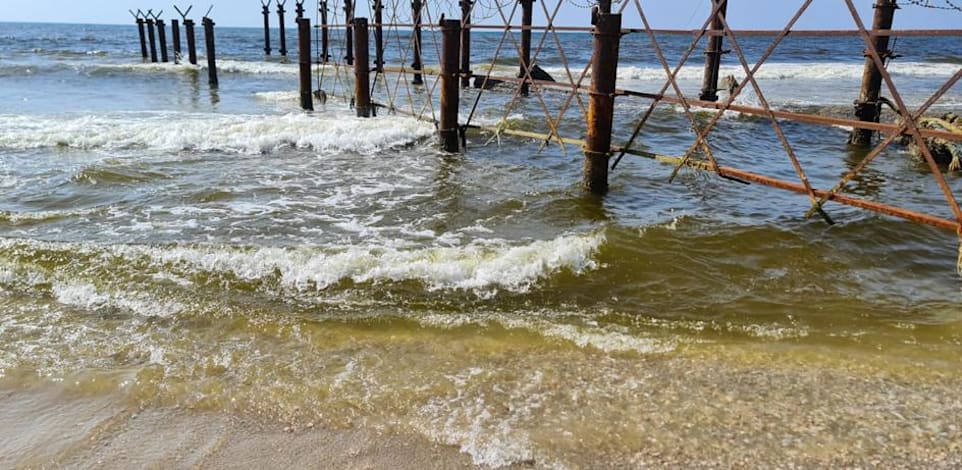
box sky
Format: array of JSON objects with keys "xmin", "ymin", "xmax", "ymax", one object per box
[{"xmin": 0, "ymin": 0, "xmax": 960, "ymax": 29}]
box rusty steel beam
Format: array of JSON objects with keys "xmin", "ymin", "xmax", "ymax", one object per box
[
  {"xmin": 262, "ymin": 3, "xmax": 272, "ymax": 55},
  {"xmin": 354, "ymin": 17, "xmax": 371, "ymax": 117},
  {"xmin": 136, "ymin": 18, "xmax": 148, "ymax": 60},
  {"xmin": 184, "ymin": 18, "xmax": 198, "ymax": 65},
  {"xmin": 699, "ymin": 0, "xmax": 727, "ymax": 102},
  {"xmin": 203, "ymin": 16, "xmax": 218, "ymax": 87},
  {"xmin": 460, "ymin": 0, "xmax": 473, "ymax": 88},
  {"xmin": 850, "ymin": 0, "xmax": 898, "ymax": 146},
  {"xmin": 298, "ymin": 18, "xmax": 313, "ymax": 111},
  {"xmin": 172, "ymin": 19, "xmax": 181, "ymax": 64}
]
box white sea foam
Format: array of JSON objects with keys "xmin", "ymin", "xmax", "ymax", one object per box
[
  {"xmin": 138, "ymin": 230, "xmax": 605, "ymax": 293},
  {"xmin": 51, "ymin": 281, "xmax": 185, "ymax": 317},
  {"xmin": 0, "ymin": 112, "xmax": 435, "ymax": 155},
  {"xmin": 545, "ymin": 61, "xmax": 959, "ymax": 83}
]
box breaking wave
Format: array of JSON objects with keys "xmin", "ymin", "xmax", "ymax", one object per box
[{"xmin": 0, "ymin": 112, "xmax": 435, "ymax": 155}]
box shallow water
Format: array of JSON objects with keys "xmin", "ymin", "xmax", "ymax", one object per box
[{"xmin": 1, "ymin": 20, "xmax": 962, "ymax": 467}]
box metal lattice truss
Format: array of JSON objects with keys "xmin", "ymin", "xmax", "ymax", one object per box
[{"xmin": 312, "ymin": 0, "xmax": 962, "ymax": 233}]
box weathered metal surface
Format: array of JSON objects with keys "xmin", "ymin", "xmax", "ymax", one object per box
[
  {"xmin": 184, "ymin": 19, "xmax": 198, "ymax": 65},
  {"xmin": 203, "ymin": 17, "xmax": 218, "ymax": 87},
  {"xmin": 849, "ymin": 0, "xmax": 898, "ymax": 146},
  {"xmin": 146, "ymin": 18, "xmax": 158, "ymax": 63},
  {"xmin": 584, "ymin": 11, "xmax": 621, "ymax": 193},
  {"xmin": 157, "ymin": 19, "xmax": 169, "ymax": 63},
  {"xmin": 344, "ymin": 0, "xmax": 354, "ymax": 65},
  {"xmin": 136, "ymin": 18, "xmax": 148, "ymax": 60},
  {"xmin": 298, "ymin": 18, "xmax": 313, "ymax": 111},
  {"xmin": 374, "ymin": 0, "xmax": 384, "ymax": 72},
  {"xmin": 278, "ymin": 0, "xmax": 288, "ymax": 56},
  {"xmin": 411, "ymin": 0, "xmax": 423, "ymax": 85},
  {"xmin": 354, "ymin": 18, "xmax": 371, "ymax": 117},
  {"xmin": 699, "ymin": 0, "xmax": 727, "ymax": 102},
  {"xmin": 262, "ymin": 2, "xmax": 272, "ymax": 56},
  {"xmin": 519, "ymin": 0, "xmax": 534, "ymax": 96},
  {"xmin": 460, "ymin": 0, "xmax": 472, "ymax": 88},
  {"xmin": 440, "ymin": 19, "xmax": 462, "ymax": 152},
  {"xmin": 171, "ymin": 20, "xmax": 181, "ymax": 64},
  {"xmin": 319, "ymin": 1, "xmax": 330, "ymax": 62}
]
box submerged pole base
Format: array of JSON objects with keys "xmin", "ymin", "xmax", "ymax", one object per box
[{"xmin": 583, "ymin": 149, "xmax": 610, "ymax": 194}]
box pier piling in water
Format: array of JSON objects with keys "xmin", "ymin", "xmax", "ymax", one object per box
[
  {"xmin": 699, "ymin": 0, "xmax": 728, "ymax": 102},
  {"xmin": 460, "ymin": 0, "xmax": 472, "ymax": 88},
  {"xmin": 185, "ymin": 19, "xmax": 198, "ymax": 65},
  {"xmin": 344, "ymin": 1, "xmax": 355, "ymax": 65},
  {"xmin": 411, "ymin": 0, "xmax": 423, "ymax": 85},
  {"xmin": 135, "ymin": 16, "xmax": 148, "ymax": 60},
  {"xmin": 519, "ymin": 0, "xmax": 534, "ymax": 96},
  {"xmin": 374, "ymin": 0, "xmax": 384, "ymax": 72},
  {"xmin": 203, "ymin": 16, "xmax": 218, "ymax": 87},
  {"xmin": 146, "ymin": 17, "xmax": 158, "ymax": 63},
  {"xmin": 157, "ymin": 18, "xmax": 169, "ymax": 63},
  {"xmin": 262, "ymin": 1, "xmax": 272, "ymax": 55},
  {"xmin": 172, "ymin": 20, "xmax": 181, "ymax": 64},
  {"xmin": 278, "ymin": 1, "xmax": 288, "ymax": 56},
  {"xmin": 583, "ymin": 1, "xmax": 621, "ymax": 194},
  {"xmin": 849, "ymin": 0, "xmax": 898, "ymax": 146},
  {"xmin": 298, "ymin": 18, "xmax": 314, "ymax": 111},
  {"xmin": 440, "ymin": 19, "xmax": 462, "ymax": 152},
  {"xmin": 319, "ymin": 1, "xmax": 331, "ymax": 62},
  {"xmin": 354, "ymin": 18, "xmax": 371, "ymax": 117}
]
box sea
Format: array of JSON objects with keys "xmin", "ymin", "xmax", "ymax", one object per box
[{"xmin": 1, "ymin": 16, "xmax": 962, "ymax": 467}]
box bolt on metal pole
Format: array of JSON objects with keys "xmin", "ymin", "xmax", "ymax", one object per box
[
  {"xmin": 298, "ymin": 18, "xmax": 314, "ymax": 111},
  {"xmin": 411, "ymin": 0, "xmax": 423, "ymax": 85},
  {"xmin": 460, "ymin": 0, "xmax": 472, "ymax": 88},
  {"xmin": 849, "ymin": 0, "xmax": 898, "ymax": 146},
  {"xmin": 440, "ymin": 19, "xmax": 462, "ymax": 152},
  {"xmin": 583, "ymin": 7, "xmax": 621, "ymax": 194},
  {"xmin": 203, "ymin": 16, "xmax": 218, "ymax": 87},
  {"xmin": 699, "ymin": 0, "xmax": 727, "ymax": 102},
  {"xmin": 354, "ymin": 18, "xmax": 371, "ymax": 117}
]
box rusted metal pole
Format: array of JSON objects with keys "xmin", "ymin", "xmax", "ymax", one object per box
[
  {"xmin": 374, "ymin": 0, "xmax": 384, "ymax": 72},
  {"xmin": 172, "ymin": 19, "xmax": 182, "ymax": 64},
  {"xmin": 584, "ymin": 7, "xmax": 621, "ymax": 193},
  {"xmin": 440, "ymin": 19, "xmax": 461, "ymax": 152},
  {"xmin": 278, "ymin": 1, "xmax": 288, "ymax": 57},
  {"xmin": 320, "ymin": 1, "xmax": 331, "ymax": 61},
  {"xmin": 157, "ymin": 19, "xmax": 169, "ymax": 63},
  {"xmin": 146, "ymin": 18, "xmax": 158, "ymax": 63},
  {"xmin": 354, "ymin": 18, "xmax": 371, "ymax": 117},
  {"xmin": 298, "ymin": 18, "xmax": 314, "ymax": 111},
  {"xmin": 345, "ymin": 0, "xmax": 355, "ymax": 65},
  {"xmin": 460, "ymin": 0, "xmax": 472, "ymax": 88},
  {"xmin": 849, "ymin": 0, "xmax": 898, "ymax": 146},
  {"xmin": 203, "ymin": 16, "xmax": 218, "ymax": 87},
  {"xmin": 262, "ymin": 3, "xmax": 272, "ymax": 55},
  {"xmin": 185, "ymin": 19, "xmax": 198, "ymax": 65},
  {"xmin": 136, "ymin": 18, "xmax": 148, "ymax": 60},
  {"xmin": 519, "ymin": 0, "xmax": 533, "ymax": 96},
  {"xmin": 699, "ymin": 0, "xmax": 728, "ymax": 102},
  {"xmin": 411, "ymin": 0, "xmax": 423, "ymax": 85}
]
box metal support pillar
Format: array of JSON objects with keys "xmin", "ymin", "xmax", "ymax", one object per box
[
  {"xmin": 374, "ymin": 0, "xmax": 384, "ymax": 72},
  {"xmin": 172, "ymin": 19, "xmax": 182, "ymax": 64},
  {"xmin": 136, "ymin": 18, "xmax": 148, "ymax": 60},
  {"xmin": 262, "ymin": 2, "xmax": 272, "ymax": 55},
  {"xmin": 440, "ymin": 19, "xmax": 462, "ymax": 152},
  {"xmin": 344, "ymin": 0, "xmax": 355, "ymax": 65},
  {"xmin": 849, "ymin": 0, "xmax": 898, "ymax": 146},
  {"xmin": 278, "ymin": 1, "xmax": 288, "ymax": 56},
  {"xmin": 298, "ymin": 18, "xmax": 314, "ymax": 111},
  {"xmin": 411, "ymin": 0, "xmax": 423, "ymax": 85},
  {"xmin": 295, "ymin": 0, "xmax": 305, "ymax": 18},
  {"xmin": 699, "ymin": 0, "xmax": 728, "ymax": 102},
  {"xmin": 519, "ymin": 0, "xmax": 533, "ymax": 96},
  {"xmin": 146, "ymin": 18, "xmax": 158, "ymax": 63},
  {"xmin": 203, "ymin": 16, "xmax": 218, "ymax": 87},
  {"xmin": 185, "ymin": 19, "xmax": 198, "ymax": 65},
  {"xmin": 583, "ymin": 7, "xmax": 621, "ymax": 194},
  {"xmin": 460, "ymin": 0, "xmax": 472, "ymax": 88},
  {"xmin": 320, "ymin": 1, "xmax": 331, "ymax": 62},
  {"xmin": 354, "ymin": 18, "xmax": 371, "ymax": 117},
  {"xmin": 157, "ymin": 19, "xmax": 169, "ymax": 63}
]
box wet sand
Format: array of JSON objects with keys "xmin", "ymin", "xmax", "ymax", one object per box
[{"xmin": 4, "ymin": 348, "xmax": 962, "ymax": 469}]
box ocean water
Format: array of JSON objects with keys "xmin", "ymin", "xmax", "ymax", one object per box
[{"xmin": 1, "ymin": 19, "xmax": 962, "ymax": 467}]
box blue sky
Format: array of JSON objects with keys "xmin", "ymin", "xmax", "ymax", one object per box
[{"xmin": 1, "ymin": 0, "xmax": 959, "ymax": 29}]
